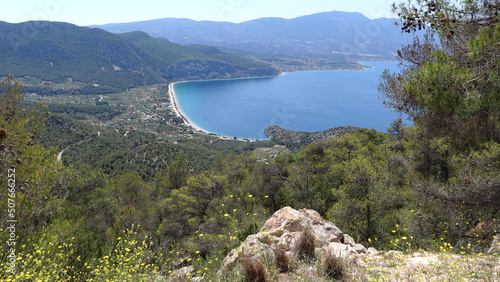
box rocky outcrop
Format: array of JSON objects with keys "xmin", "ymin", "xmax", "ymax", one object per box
[
  {"xmin": 219, "ymin": 206, "xmax": 367, "ymax": 274},
  {"xmin": 170, "ymin": 265, "xmax": 194, "ymax": 280},
  {"xmin": 489, "ymin": 235, "xmax": 500, "ymax": 254}
]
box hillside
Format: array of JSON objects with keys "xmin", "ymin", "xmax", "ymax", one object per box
[
  {"xmin": 264, "ymin": 125, "xmax": 359, "ymax": 150},
  {"xmin": 94, "ymin": 11, "xmax": 415, "ymax": 60},
  {"xmin": 0, "ymin": 21, "xmax": 278, "ymax": 92},
  {"xmin": 2, "ymin": 1, "xmax": 499, "ymax": 281}
]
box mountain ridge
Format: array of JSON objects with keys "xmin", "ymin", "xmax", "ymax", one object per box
[
  {"xmin": 93, "ymin": 11, "xmax": 414, "ymax": 59},
  {"xmin": 0, "ymin": 21, "xmax": 278, "ymax": 92}
]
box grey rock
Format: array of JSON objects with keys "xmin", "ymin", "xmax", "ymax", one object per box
[{"xmin": 489, "ymin": 235, "xmax": 500, "ymax": 254}]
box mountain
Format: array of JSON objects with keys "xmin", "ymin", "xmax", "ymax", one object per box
[
  {"xmin": 94, "ymin": 11, "xmax": 414, "ymax": 60},
  {"xmin": 0, "ymin": 21, "xmax": 278, "ymax": 91}
]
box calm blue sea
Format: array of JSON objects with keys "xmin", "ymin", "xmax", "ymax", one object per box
[{"xmin": 174, "ymin": 62, "xmax": 403, "ymax": 139}]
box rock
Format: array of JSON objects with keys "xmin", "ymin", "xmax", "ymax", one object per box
[
  {"xmin": 319, "ymin": 242, "xmax": 358, "ymax": 259},
  {"xmin": 407, "ymin": 257, "xmax": 439, "ymax": 266},
  {"xmin": 385, "ymin": 250, "xmax": 403, "ymax": 257},
  {"xmin": 219, "ymin": 206, "xmax": 360, "ymax": 275},
  {"xmin": 367, "ymin": 247, "xmax": 379, "ymax": 256},
  {"xmin": 170, "ymin": 265, "xmax": 194, "ymax": 280},
  {"xmin": 471, "ymin": 244, "xmax": 487, "ymax": 254},
  {"xmin": 489, "ymin": 235, "xmax": 500, "ymax": 254},
  {"xmin": 454, "ymin": 239, "xmax": 487, "ymax": 253},
  {"xmin": 221, "ymin": 234, "xmax": 270, "ymax": 272},
  {"xmin": 354, "ymin": 244, "xmax": 368, "ymax": 254},
  {"xmin": 343, "ymin": 234, "xmax": 356, "ymax": 247}
]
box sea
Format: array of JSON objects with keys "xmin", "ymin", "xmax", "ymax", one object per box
[{"xmin": 174, "ymin": 62, "xmax": 404, "ymax": 140}]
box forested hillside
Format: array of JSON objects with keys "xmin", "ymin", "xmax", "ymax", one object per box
[
  {"xmin": 0, "ymin": 21, "xmax": 278, "ymax": 93},
  {"xmin": 0, "ymin": 0, "xmax": 499, "ymax": 281}
]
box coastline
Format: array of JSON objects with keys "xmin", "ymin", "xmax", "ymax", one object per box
[
  {"xmin": 168, "ymin": 82, "xmax": 261, "ymax": 141},
  {"xmin": 167, "ymin": 73, "xmax": 286, "ymax": 141},
  {"xmin": 166, "ymin": 62, "xmax": 389, "ymax": 140},
  {"xmin": 168, "ymin": 82, "xmax": 208, "ymax": 134}
]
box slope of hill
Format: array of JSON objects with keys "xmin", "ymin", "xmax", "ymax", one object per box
[
  {"xmin": 94, "ymin": 11, "xmax": 415, "ymax": 60},
  {"xmin": 0, "ymin": 21, "xmax": 278, "ymax": 92},
  {"xmin": 264, "ymin": 125, "xmax": 359, "ymax": 150}
]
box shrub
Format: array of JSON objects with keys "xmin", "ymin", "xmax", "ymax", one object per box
[
  {"xmin": 323, "ymin": 252, "xmax": 345, "ymax": 280},
  {"xmin": 297, "ymin": 228, "xmax": 316, "ymax": 262},
  {"xmin": 243, "ymin": 258, "xmax": 270, "ymax": 282},
  {"xmin": 273, "ymin": 245, "xmax": 291, "ymax": 273}
]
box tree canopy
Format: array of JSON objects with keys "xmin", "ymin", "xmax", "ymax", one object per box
[{"xmin": 380, "ymin": 0, "xmax": 500, "ymax": 148}]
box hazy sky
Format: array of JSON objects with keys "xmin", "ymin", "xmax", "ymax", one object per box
[{"xmin": 2, "ymin": 0, "xmax": 398, "ymax": 26}]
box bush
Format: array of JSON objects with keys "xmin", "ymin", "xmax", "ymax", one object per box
[
  {"xmin": 297, "ymin": 228, "xmax": 315, "ymax": 262},
  {"xmin": 243, "ymin": 258, "xmax": 270, "ymax": 282},
  {"xmin": 273, "ymin": 245, "xmax": 291, "ymax": 273},
  {"xmin": 323, "ymin": 252, "xmax": 345, "ymax": 280}
]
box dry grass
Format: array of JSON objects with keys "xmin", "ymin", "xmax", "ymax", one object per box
[
  {"xmin": 348, "ymin": 251, "xmax": 500, "ymax": 281},
  {"xmin": 243, "ymin": 258, "xmax": 270, "ymax": 282},
  {"xmin": 212, "ymin": 250, "xmax": 499, "ymax": 281},
  {"xmin": 274, "ymin": 245, "xmax": 291, "ymax": 273},
  {"xmin": 323, "ymin": 252, "xmax": 345, "ymax": 280},
  {"xmin": 298, "ymin": 228, "xmax": 316, "ymax": 262}
]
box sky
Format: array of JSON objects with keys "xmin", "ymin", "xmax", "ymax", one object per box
[{"xmin": 2, "ymin": 0, "xmax": 397, "ymax": 26}]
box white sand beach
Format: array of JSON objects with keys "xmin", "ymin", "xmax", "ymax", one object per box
[
  {"xmin": 169, "ymin": 82, "xmax": 245, "ymax": 140},
  {"xmin": 168, "ymin": 82, "xmax": 207, "ymax": 133}
]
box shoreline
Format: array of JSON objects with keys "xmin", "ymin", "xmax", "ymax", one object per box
[
  {"xmin": 168, "ymin": 82, "xmax": 208, "ymax": 134},
  {"xmin": 168, "ymin": 82, "xmax": 263, "ymax": 141},
  {"xmin": 166, "ymin": 62, "xmax": 388, "ymax": 140}
]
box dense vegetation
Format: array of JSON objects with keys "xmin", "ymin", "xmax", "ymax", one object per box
[
  {"xmin": 264, "ymin": 125, "xmax": 359, "ymax": 151},
  {"xmin": 0, "ymin": 0, "xmax": 499, "ymax": 280}
]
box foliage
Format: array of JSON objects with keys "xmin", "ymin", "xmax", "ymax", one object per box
[
  {"xmin": 0, "ymin": 75, "xmax": 60, "ymax": 238},
  {"xmin": 2, "ymin": 8, "xmax": 500, "ymax": 275},
  {"xmin": 381, "ymin": 0, "xmax": 500, "ymax": 148},
  {"xmin": 273, "ymin": 245, "xmax": 291, "ymax": 273},
  {"xmin": 264, "ymin": 125, "xmax": 359, "ymax": 151}
]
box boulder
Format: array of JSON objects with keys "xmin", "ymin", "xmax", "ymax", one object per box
[
  {"xmin": 219, "ymin": 206, "xmax": 366, "ymax": 274},
  {"xmin": 367, "ymin": 247, "xmax": 380, "ymax": 256},
  {"xmin": 454, "ymin": 239, "xmax": 487, "ymax": 253},
  {"xmin": 354, "ymin": 244, "xmax": 368, "ymax": 254},
  {"xmin": 343, "ymin": 234, "xmax": 356, "ymax": 247},
  {"xmin": 489, "ymin": 235, "xmax": 500, "ymax": 254},
  {"xmin": 169, "ymin": 265, "xmax": 194, "ymax": 280}
]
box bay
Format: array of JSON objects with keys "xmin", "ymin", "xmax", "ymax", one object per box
[{"xmin": 174, "ymin": 62, "xmax": 403, "ymax": 140}]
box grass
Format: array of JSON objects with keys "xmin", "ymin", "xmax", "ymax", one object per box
[
  {"xmin": 273, "ymin": 245, "xmax": 291, "ymax": 273},
  {"xmin": 2, "ymin": 227, "xmax": 498, "ymax": 281},
  {"xmin": 297, "ymin": 228, "xmax": 316, "ymax": 262},
  {"xmin": 351, "ymin": 251, "xmax": 499, "ymax": 281},
  {"xmin": 323, "ymin": 252, "xmax": 345, "ymax": 280},
  {"xmin": 242, "ymin": 258, "xmax": 270, "ymax": 282}
]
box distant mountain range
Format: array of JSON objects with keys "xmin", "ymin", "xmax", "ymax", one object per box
[
  {"xmin": 0, "ymin": 12, "xmax": 415, "ymax": 93},
  {"xmin": 0, "ymin": 21, "xmax": 278, "ymax": 91},
  {"xmin": 94, "ymin": 11, "xmax": 414, "ymax": 60}
]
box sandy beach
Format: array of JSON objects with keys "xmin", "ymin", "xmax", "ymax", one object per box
[
  {"xmin": 168, "ymin": 82, "xmax": 207, "ymax": 133},
  {"xmin": 168, "ymin": 82, "xmax": 245, "ymax": 140}
]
